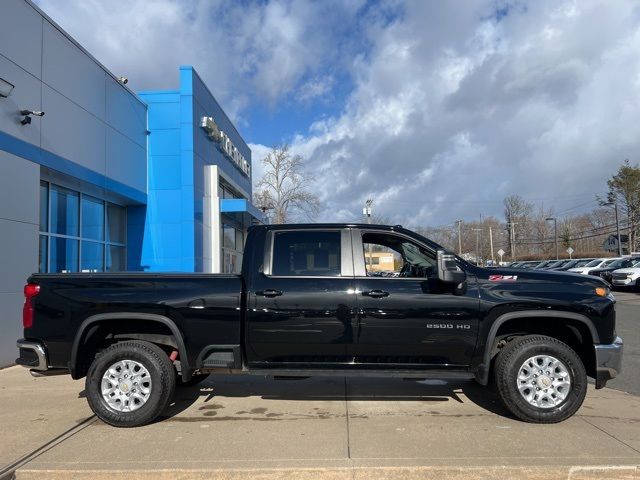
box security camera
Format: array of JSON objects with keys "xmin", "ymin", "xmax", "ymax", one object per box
[
  {"xmin": 117, "ymin": 77, "xmax": 128, "ymax": 85},
  {"xmin": 20, "ymin": 110, "xmax": 45, "ymax": 117},
  {"xmin": 20, "ymin": 116, "xmax": 31, "ymax": 125}
]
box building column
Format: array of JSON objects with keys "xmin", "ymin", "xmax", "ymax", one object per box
[{"xmin": 203, "ymin": 165, "xmax": 221, "ymax": 273}]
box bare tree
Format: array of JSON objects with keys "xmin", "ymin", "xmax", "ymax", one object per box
[
  {"xmin": 599, "ymin": 159, "xmax": 640, "ymax": 251},
  {"xmin": 503, "ymin": 194, "xmax": 534, "ymax": 260},
  {"xmin": 253, "ymin": 145, "xmax": 320, "ymax": 224}
]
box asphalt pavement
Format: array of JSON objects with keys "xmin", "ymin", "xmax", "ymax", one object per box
[{"xmin": 607, "ymin": 291, "xmax": 640, "ymax": 396}]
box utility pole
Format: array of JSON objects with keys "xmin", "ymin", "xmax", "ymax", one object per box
[
  {"xmin": 489, "ymin": 226, "xmax": 495, "ymax": 265},
  {"xmin": 546, "ymin": 217, "xmax": 558, "ymax": 260},
  {"xmin": 605, "ymin": 202, "xmax": 623, "ymax": 256},
  {"xmin": 456, "ymin": 220, "xmax": 463, "ymax": 255},
  {"xmin": 472, "ymin": 228, "xmax": 482, "ymax": 266},
  {"xmin": 507, "ymin": 222, "xmax": 518, "ymax": 261},
  {"xmin": 363, "ymin": 199, "xmax": 374, "ymax": 271}
]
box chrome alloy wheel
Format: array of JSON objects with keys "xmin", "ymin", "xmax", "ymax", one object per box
[
  {"xmin": 101, "ymin": 360, "xmax": 152, "ymax": 412},
  {"xmin": 516, "ymin": 355, "xmax": 571, "ymax": 409}
]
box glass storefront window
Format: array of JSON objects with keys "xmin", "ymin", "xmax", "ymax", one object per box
[
  {"xmin": 39, "ymin": 182, "xmax": 48, "ymax": 232},
  {"xmin": 81, "ymin": 195, "xmax": 104, "ymax": 241},
  {"xmin": 50, "ymin": 237, "xmax": 78, "ymax": 273},
  {"xmin": 40, "ymin": 182, "xmax": 127, "ymax": 273},
  {"xmin": 106, "ymin": 245, "xmax": 125, "ymax": 272},
  {"xmin": 81, "ymin": 241, "xmax": 104, "ymax": 272},
  {"xmin": 50, "ymin": 185, "xmax": 79, "ymax": 236},
  {"xmin": 235, "ymin": 229, "xmax": 244, "ymax": 248},
  {"xmin": 106, "ymin": 203, "xmax": 125, "ymax": 244},
  {"xmin": 39, "ymin": 235, "xmax": 47, "ymax": 273},
  {"xmin": 223, "ymin": 224, "xmax": 235, "ymax": 249}
]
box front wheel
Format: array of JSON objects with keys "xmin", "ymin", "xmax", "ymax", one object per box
[
  {"xmin": 494, "ymin": 335, "xmax": 587, "ymax": 423},
  {"xmin": 86, "ymin": 340, "xmax": 176, "ymax": 427}
]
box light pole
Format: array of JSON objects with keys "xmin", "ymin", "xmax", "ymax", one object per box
[
  {"xmin": 546, "ymin": 217, "xmax": 558, "ymax": 260},
  {"xmin": 456, "ymin": 220, "xmax": 463, "ymax": 255},
  {"xmin": 507, "ymin": 222, "xmax": 518, "ymax": 261},
  {"xmin": 472, "ymin": 228, "xmax": 482, "ymax": 266},
  {"xmin": 604, "ymin": 202, "xmax": 623, "ymax": 256}
]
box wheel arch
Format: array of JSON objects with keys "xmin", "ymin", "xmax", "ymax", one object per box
[
  {"xmin": 70, "ymin": 312, "xmax": 191, "ymax": 382},
  {"xmin": 475, "ymin": 310, "xmax": 598, "ymax": 385}
]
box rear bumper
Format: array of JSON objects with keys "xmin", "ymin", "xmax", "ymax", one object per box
[
  {"xmin": 594, "ymin": 336, "xmax": 623, "ymax": 389},
  {"xmin": 16, "ymin": 339, "xmax": 48, "ymax": 371}
]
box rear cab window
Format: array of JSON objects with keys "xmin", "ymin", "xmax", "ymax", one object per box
[{"xmin": 271, "ymin": 230, "xmax": 343, "ymax": 277}]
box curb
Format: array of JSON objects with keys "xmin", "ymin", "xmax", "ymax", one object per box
[{"xmin": 14, "ymin": 465, "xmax": 640, "ymax": 480}]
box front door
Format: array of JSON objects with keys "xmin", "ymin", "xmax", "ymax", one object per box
[
  {"xmin": 352, "ymin": 229, "xmax": 479, "ymax": 367},
  {"xmin": 246, "ymin": 229, "xmax": 357, "ymax": 365}
]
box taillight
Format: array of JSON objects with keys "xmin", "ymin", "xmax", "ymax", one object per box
[{"xmin": 23, "ymin": 283, "xmax": 40, "ymax": 328}]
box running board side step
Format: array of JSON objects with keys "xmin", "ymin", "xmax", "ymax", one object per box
[{"xmin": 245, "ymin": 369, "xmax": 475, "ymax": 379}]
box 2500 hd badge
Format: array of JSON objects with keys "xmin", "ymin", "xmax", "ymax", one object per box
[{"xmin": 426, "ymin": 323, "xmax": 471, "ymax": 329}]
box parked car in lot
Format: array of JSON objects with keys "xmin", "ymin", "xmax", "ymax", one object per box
[
  {"xmin": 16, "ymin": 223, "xmax": 622, "ymax": 427},
  {"xmin": 533, "ymin": 260, "xmax": 556, "ymax": 269},
  {"xmin": 609, "ymin": 259, "xmax": 640, "ymax": 289},
  {"xmin": 553, "ymin": 259, "xmax": 595, "ymax": 271},
  {"xmin": 589, "ymin": 258, "xmax": 640, "ymax": 286},
  {"xmin": 541, "ymin": 259, "xmax": 571, "ymax": 270},
  {"xmin": 568, "ymin": 258, "xmax": 620, "ymax": 275}
]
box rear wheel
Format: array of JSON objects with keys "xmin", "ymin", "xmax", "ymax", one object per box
[
  {"xmin": 86, "ymin": 340, "xmax": 176, "ymax": 427},
  {"xmin": 494, "ymin": 335, "xmax": 587, "ymax": 423}
]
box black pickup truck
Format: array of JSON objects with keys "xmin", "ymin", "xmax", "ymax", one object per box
[{"xmin": 17, "ymin": 223, "xmax": 623, "ymax": 427}]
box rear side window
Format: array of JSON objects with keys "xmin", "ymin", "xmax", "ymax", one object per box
[{"xmin": 272, "ymin": 231, "xmax": 341, "ymax": 276}]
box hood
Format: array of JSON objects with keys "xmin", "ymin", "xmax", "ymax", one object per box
[
  {"xmin": 611, "ymin": 268, "xmax": 640, "ymax": 275},
  {"xmin": 567, "ymin": 267, "xmax": 588, "ymax": 273},
  {"xmin": 477, "ymin": 266, "xmax": 607, "ymax": 286}
]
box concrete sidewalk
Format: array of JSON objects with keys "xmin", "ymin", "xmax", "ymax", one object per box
[{"xmin": 1, "ymin": 367, "xmax": 638, "ymax": 479}]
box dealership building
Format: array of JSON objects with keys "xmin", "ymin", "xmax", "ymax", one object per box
[{"xmin": 0, "ymin": 0, "xmax": 262, "ymax": 365}]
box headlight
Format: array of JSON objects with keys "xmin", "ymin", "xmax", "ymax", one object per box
[{"xmin": 595, "ymin": 287, "xmax": 610, "ymax": 297}]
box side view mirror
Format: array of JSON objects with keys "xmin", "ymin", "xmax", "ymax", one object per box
[{"xmin": 437, "ymin": 250, "xmax": 466, "ymax": 284}]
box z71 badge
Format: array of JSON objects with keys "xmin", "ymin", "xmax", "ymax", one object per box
[{"xmin": 489, "ymin": 275, "xmax": 517, "ymax": 282}]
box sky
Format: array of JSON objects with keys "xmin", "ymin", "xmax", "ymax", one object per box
[{"xmin": 34, "ymin": 0, "xmax": 640, "ymax": 228}]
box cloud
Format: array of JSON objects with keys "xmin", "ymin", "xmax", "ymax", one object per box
[
  {"xmin": 34, "ymin": 0, "xmax": 368, "ymax": 119},
  {"xmin": 35, "ymin": 0, "xmax": 640, "ymax": 228},
  {"xmin": 253, "ymin": 0, "xmax": 640, "ymax": 226}
]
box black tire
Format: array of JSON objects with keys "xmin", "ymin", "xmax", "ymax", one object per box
[
  {"xmin": 86, "ymin": 340, "xmax": 176, "ymax": 427},
  {"xmin": 176, "ymin": 372, "xmax": 209, "ymax": 387},
  {"xmin": 494, "ymin": 335, "xmax": 587, "ymax": 423}
]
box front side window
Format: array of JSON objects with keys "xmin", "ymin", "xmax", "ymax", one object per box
[
  {"xmin": 362, "ymin": 232, "xmax": 436, "ymax": 278},
  {"xmin": 272, "ymin": 231, "xmax": 341, "ymax": 276}
]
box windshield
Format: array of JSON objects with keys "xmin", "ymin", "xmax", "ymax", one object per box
[
  {"xmin": 585, "ymin": 259, "xmax": 604, "ymax": 267},
  {"xmin": 547, "ymin": 260, "xmax": 564, "ymax": 268},
  {"xmin": 607, "ymin": 258, "xmax": 633, "ymax": 269},
  {"xmin": 573, "ymin": 259, "xmax": 592, "ymax": 267},
  {"xmin": 602, "ymin": 259, "xmax": 619, "ymax": 267}
]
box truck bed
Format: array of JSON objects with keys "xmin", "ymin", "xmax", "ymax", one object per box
[{"xmin": 26, "ymin": 273, "xmax": 243, "ymax": 373}]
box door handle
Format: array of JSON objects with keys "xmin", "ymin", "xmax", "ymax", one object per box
[
  {"xmin": 363, "ymin": 289, "xmax": 389, "ymax": 298},
  {"xmin": 256, "ymin": 289, "xmax": 283, "ymax": 298}
]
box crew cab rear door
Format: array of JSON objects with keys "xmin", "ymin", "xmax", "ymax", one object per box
[
  {"xmin": 352, "ymin": 229, "xmax": 480, "ymax": 367},
  {"xmin": 245, "ymin": 228, "xmax": 357, "ymax": 365}
]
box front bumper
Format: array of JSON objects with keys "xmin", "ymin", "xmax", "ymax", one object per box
[
  {"xmin": 594, "ymin": 336, "xmax": 623, "ymax": 389},
  {"xmin": 612, "ymin": 278, "xmax": 634, "ymax": 286}
]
